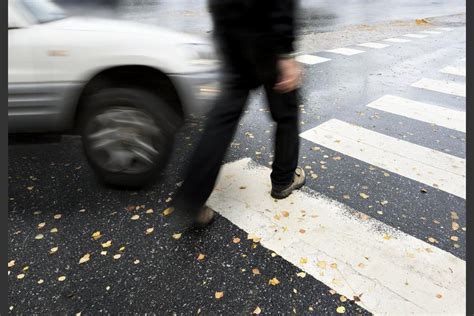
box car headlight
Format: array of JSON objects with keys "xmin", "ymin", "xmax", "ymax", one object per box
[{"xmin": 181, "ymin": 43, "xmax": 220, "ymax": 66}]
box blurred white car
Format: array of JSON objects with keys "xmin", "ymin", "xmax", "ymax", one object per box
[{"xmin": 8, "ymin": 0, "xmax": 220, "ymax": 186}]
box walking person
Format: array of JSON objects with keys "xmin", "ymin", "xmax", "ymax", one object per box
[{"xmin": 173, "ymin": 0, "xmax": 305, "ymax": 227}]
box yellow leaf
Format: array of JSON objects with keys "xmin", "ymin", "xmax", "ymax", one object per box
[
  {"xmin": 17, "ymin": 273, "xmax": 25, "ymax": 280},
  {"xmin": 145, "ymin": 227, "xmax": 154, "ymax": 235},
  {"xmin": 296, "ymin": 272, "xmax": 306, "ymax": 278},
  {"xmin": 131, "ymin": 214, "xmax": 140, "ymax": 221},
  {"xmin": 336, "ymin": 306, "xmax": 346, "ymax": 314},
  {"xmin": 58, "ymin": 275, "xmax": 66, "ymax": 282},
  {"xmin": 8, "ymin": 260, "xmax": 15, "ymax": 268},
  {"xmin": 79, "ymin": 253, "xmax": 91, "ymax": 264},
  {"xmin": 119, "ymin": 246, "xmax": 125, "ymax": 252},
  {"xmin": 300, "ymin": 257, "xmax": 308, "ymax": 264},
  {"xmin": 215, "ymin": 291, "xmax": 224, "ymax": 299},
  {"xmin": 53, "ymin": 214, "xmax": 62, "ymax": 220},
  {"xmin": 268, "ymin": 277, "xmax": 280, "ymax": 286},
  {"xmin": 247, "ymin": 233, "xmax": 261, "ymax": 243},
  {"xmin": 450, "ymin": 236, "xmax": 459, "ymax": 241},
  {"xmin": 91, "ymin": 231, "xmax": 102, "ymax": 240},
  {"xmin": 340, "ymin": 295, "xmax": 347, "ymax": 302},
  {"xmin": 101, "ymin": 240, "xmax": 112, "ymax": 248},
  {"xmin": 50, "ymin": 228, "xmax": 58, "ymax": 233},
  {"xmin": 316, "ymin": 261, "xmax": 327, "ymax": 269},
  {"xmin": 253, "ymin": 306, "xmax": 262, "ymax": 315},
  {"xmin": 329, "ymin": 289, "xmax": 336, "ymax": 295},
  {"xmin": 271, "ymin": 252, "xmax": 277, "ymax": 257},
  {"xmin": 50, "ymin": 246, "xmax": 58, "ymax": 254},
  {"xmin": 172, "ymin": 233, "xmax": 182, "ymax": 240},
  {"xmin": 383, "ymin": 234, "xmax": 392, "ymax": 240},
  {"xmin": 162, "ymin": 207, "xmax": 174, "ymax": 216},
  {"xmin": 37, "ymin": 222, "xmax": 46, "ymax": 229},
  {"xmin": 273, "ymin": 214, "xmax": 281, "ymax": 220},
  {"xmin": 35, "ymin": 234, "xmax": 44, "ymax": 240},
  {"xmin": 452, "ymin": 222, "xmax": 460, "ymax": 231},
  {"xmin": 330, "ymin": 263, "xmax": 338, "ymax": 269},
  {"xmin": 281, "ymin": 211, "xmax": 290, "ymax": 217},
  {"xmin": 232, "ymin": 237, "xmax": 241, "ymax": 243},
  {"xmin": 252, "ymin": 268, "xmax": 260, "ymax": 275},
  {"xmin": 428, "ymin": 237, "xmax": 438, "ymax": 244},
  {"xmin": 197, "ymin": 254, "xmax": 206, "ymax": 261},
  {"xmin": 22, "ymin": 266, "xmax": 29, "ymax": 271},
  {"xmin": 359, "ymin": 193, "xmax": 369, "ymax": 199},
  {"xmin": 146, "ymin": 208, "xmax": 154, "ymax": 214},
  {"xmin": 450, "ymin": 211, "xmax": 459, "ymax": 220}
]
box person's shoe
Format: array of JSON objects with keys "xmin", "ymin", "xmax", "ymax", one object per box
[
  {"xmin": 193, "ymin": 205, "xmax": 216, "ymax": 228},
  {"xmin": 271, "ymin": 167, "xmax": 306, "ymax": 199}
]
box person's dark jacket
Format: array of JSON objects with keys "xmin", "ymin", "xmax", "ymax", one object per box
[{"xmin": 208, "ymin": 0, "xmax": 297, "ymax": 56}]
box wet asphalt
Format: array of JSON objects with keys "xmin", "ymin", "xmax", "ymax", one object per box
[{"xmin": 8, "ymin": 2, "xmax": 466, "ymax": 315}]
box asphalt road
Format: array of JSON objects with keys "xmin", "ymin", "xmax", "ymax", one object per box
[{"xmin": 8, "ymin": 4, "xmax": 466, "ymax": 315}]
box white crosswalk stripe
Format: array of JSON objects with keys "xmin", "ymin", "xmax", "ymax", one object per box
[
  {"xmin": 300, "ymin": 119, "xmax": 466, "ymax": 199},
  {"xmin": 383, "ymin": 38, "xmax": 411, "ymax": 43},
  {"xmin": 440, "ymin": 66, "xmax": 466, "ymax": 77},
  {"xmin": 296, "ymin": 54, "xmax": 331, "ymax": 65},
  {"xmin": 412, "ymin": 78, "xmax": 466, "ymax": 97},
  {"xmin": 403, "ymin": 33, "xmax": 428, "ymax": 38},
  {"xmin": 421, "ymin": 30, "xmax": 442, "ymax": 35},
  {"xmin": 357, "ymin": 42, "xmax": 390, "ymax": 49},
  {"xmin": 366, "ymin": 95, "xmax": 465, "ymax": 132},
  {"xmin": 326, "ymin": 48, "xmax": 365, "ymax": 56},
  {"xmin": 208, "ymin": 158, "xmax": 466, "ymax": 315},
  {"xmin": 435, "ymin": 27, "xmax": 453, "ymax": 31}
]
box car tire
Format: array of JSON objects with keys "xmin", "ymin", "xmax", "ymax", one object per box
[{"xmin": 80, "ymin": 87, "xmax": 179, "ymax": 188}]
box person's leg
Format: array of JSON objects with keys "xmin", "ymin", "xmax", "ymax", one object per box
[
  {"xmin": 173, "ymin": 83, "xmax": 250, "ymax": 217},
  {"xmin": 264, "ymin": 84, "xmax": 300, "ymax": 188}
]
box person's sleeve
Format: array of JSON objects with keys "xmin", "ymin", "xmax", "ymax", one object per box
[{"xmin": 270, "ymin": 0, "xmax": 298, "ymax": 57}]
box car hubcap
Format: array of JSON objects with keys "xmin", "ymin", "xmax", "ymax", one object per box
[{"xmin": 86, "ymin": 107, "xmax": 164, "ymax": 174}]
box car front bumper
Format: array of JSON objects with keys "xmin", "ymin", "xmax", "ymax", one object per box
[{"xmin": 168, "ymin": 71, "xmax": 221, "ymax": 117}]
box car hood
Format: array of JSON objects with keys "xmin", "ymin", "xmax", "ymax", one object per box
[{"xmin": 47, "ymin": 16, "xmax": 209, "ymax": 45}]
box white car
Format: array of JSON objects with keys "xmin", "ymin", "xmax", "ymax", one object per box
[{"xmin": 8, "ymin": 0, "xmax": 220, "ymax": 186}]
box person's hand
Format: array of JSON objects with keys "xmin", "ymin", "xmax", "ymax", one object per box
[{"xmin": 274, "ymin": 58, "xmax": 302, "ymax": 94}]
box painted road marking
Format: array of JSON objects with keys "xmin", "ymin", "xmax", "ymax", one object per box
[
  {"xmin": 435, "ymin": 27, "xmax": 453, "ymax": 31},
  {"xmin": 403, "ymin": 33, "xmax": 428, "ymax": 38},
  {"xmin": 326, "ymin": 48, "xmax": 365, "ymax": 56},
  {"xmin": 412, "ymin": 78, "xmax": 466, "ymax": 97},
  {"xmin": 208, "ymin": 158, "xmax": 466, "ymax": 315},
  {"xmin": 421, "ymin": 30, "xmax": 442, "ymax": 35},
  {"xmin": 366, "ymin": 95, "xmax": 465, "ymax": 133},
  {"xmin": 440, "ymin": 66, "xmax": 466, "ymax": 77},
  {"xmin": 296, "ymin": 55, "xmax": 331, "ymax": 65},
  {"xmin": 357, "ymin": 42, "xmax": 390, "ymax": 49},
  {"xmin": 300, "ymin": 119, "xmax": 466, "ymax": 198},
  {"xmin": 383, "ymin": 38, "xmax": 411, "ymax": 43}
]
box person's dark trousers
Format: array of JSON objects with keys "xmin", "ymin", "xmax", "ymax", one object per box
[{"xmin": 173, "ymin": 46, "xmax": 300, "ymax": 217}]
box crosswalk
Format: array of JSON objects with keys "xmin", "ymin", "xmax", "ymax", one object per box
[{"xmin": 206, "ymin": 29, "xmax": 466, "ymax": 314}]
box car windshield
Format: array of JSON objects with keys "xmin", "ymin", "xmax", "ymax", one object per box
[{"xmin": 20, "ymin": 0, "xmax": 67, "ymax": 23}]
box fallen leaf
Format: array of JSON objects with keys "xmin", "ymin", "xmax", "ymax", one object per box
[
  {"xmin": 162, "ymin": 207, "xmax": 174, "ymax": 216},
  {"xmin": 252, "ymin": 268, "xmax": 260, "ymax": 275},
  {"xmin": 380, "ymin": 200, "xmax": 388, "ymax": 206},
  {"xmin": 340, "ymin": 295, "xmax": 347, "ymax": 302},
  {"xmin": 436, "ymin": 293, "xmax": 443, "ymax": 299},
  {"xmin": 232, "ymin": 237, "xmax": 241, "ymax": 243},
  {"xmin": 329, "ymin": 289, "xmax": 336, "ymax": 295},
  {"xmin": 22, "ymin": 266, "xmax": 29, "ymax": 271},
  {"xmin": 215, "ymin": 291, "xmax": 224, "ymax": 299},
  {"xmin": 416, "ymin": 18, "xmax": 429, "ymax": 25},
  {"xmin": 197, "ymin": 254, "xmax": 206, "ymax": 261},
  {"xmin": 271, "ymin": 252, "xmax": 277, "ymax": 257},
  {"xmin": 281, "ymin": 211, "xmax": 290, "ymax": 217},
  {"xmin": 420, "ymin": 188, "xmax": 428, "ymax": 193},
  {"xmin": 343, "ymin": 195, "xmax": 350, "ymax": 200},
  {"xmin": 8, "ymin": 260, "xmax": 15, "ymax": 268},
  {"xmin": 145, "ymin": 227, "xmax": 154, "ymax": 235},
  {"xmin": 37, "ymin": 222, "xmax": 46, "ymax": 229},
  {"xmin": 101, "ymin": 240, "xmax": 112, "ymax": 248},
  {"xmin": 311, "ymin": 173, "xmax": 319, "ymax": 179},
  {"xmin": 428, "ymin": 237, "xmax": 439, "ymax": 244},
  {"xmin": 113, "ymin": 254, "xmax": 121, "ymax": 260},
  {"xmin": 35, "ymin": 234, "xmax": 44, "ymax": 240},
  {"xmin": 253, "ymin": 306, "xmax": 262, "ymax": 315},
  {"xmin": 450, "ymin": 236, "xmax": 459, "ymax": 242},
  {"xmin": 50, "ymin": 228, "xmax": 58, "ymax": 233},
  {"xmin": 91, "ymin": 231, "xmax": 102, "ymax": 240},
  {"xmin": 299, "ymin": 229, "xmax": 306, "ymax": 234},
  {"xmin": 131, "ymin": 214, "xmax": 140, "ymax": 221},
  {"xmin": 37, "ymin": 279, "xmax": 44, "ymax": 284},
  {"xmin": 450, "ymin": 211, "xmax": 459, "ymax": 220},
  {"xmin": 316, "ymin": 261, "xmax": 327, "ymax": 269},
  {"xmin": 146, "ymin": 209, "xmax": 154, "ymax": 214},
  {"xmin": 300, "ymin": 257, "xmax": 308, "ymax": 264},
  {"xmin": 58, "ymin": 275, "xmax": 66, "ymax": 282},
  {"xmin": 296, "ymin": 272, "xmax": 306, "ymax": 278},
  {"xmin": 172, "ymin": 233, "xmax": 182, "ymax": 240},
  {"xmin": 50, "ymin": 246, "xmax": 58, "ymax": 254},
  {"xmin": 17, "ymin": 274, "xmax": 25, "ymax": 280},
  {"xmin": 239, "ymin": 186, "xmax": 246, "ymax": 189},
  {"xmin": 134, "ymin": 259, "xmax": 140, "ymax": 264},
  {"xmin": 452, "ymin": 222, "xmax": 460, "ymax": 231},
  {"xmin": 359, "ymin": 193, "xmax": 369, "ymax": 199},
  {"xmin": 336, "ymin": 306, "xmax": 346, "ymax": 314},
  {"xmin": 101, "ymin": 251, "xmax": 107, "ymax": 256},
  {"xmin": 330, "ymin": 263, "xmax": 338, "ymax": 269},
  {"xmin": 53, "ymin": 214, "xmax": 62, "ymax": 220},
  {"xmin": 119, "ymin": 246, "xmax": 126, "ymax": 252},
  {"xmin": 268, "ymin": 277, "xmax": 280, "ymax": 286},
  {"xmin": 247, "ymin": 233, "xmax": 261, "ymax": 243},
  {"xmin": 357, "ymin": 262, "xmax": 365, "ymax": 268},
  {"xmin": 79, "ymin": 253, "xmax": 91, "ymax": 264},
  {"xmin": 383, "ymin": 234, "xmax": 392, "ymax": 240}
]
